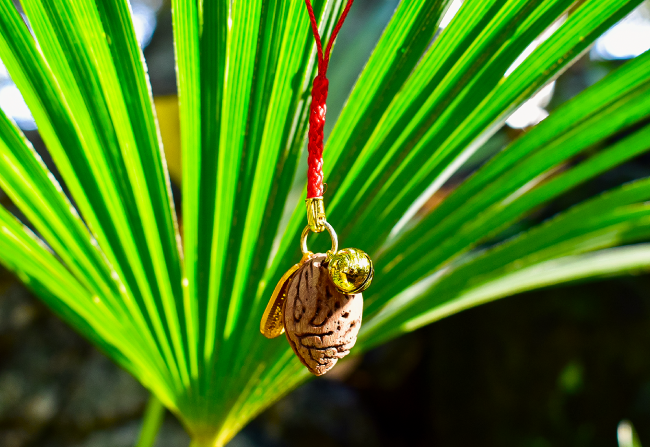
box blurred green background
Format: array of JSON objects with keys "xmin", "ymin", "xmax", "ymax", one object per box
[{"xmin": 1, "ymin": 0, "xmax": 650, "ymax": 445}]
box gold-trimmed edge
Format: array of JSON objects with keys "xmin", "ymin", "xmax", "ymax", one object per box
[{"xmin": 260, "ymin": 252, "xmax": 313, "ymax": 338}]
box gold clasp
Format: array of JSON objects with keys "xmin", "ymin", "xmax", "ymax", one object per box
[
  {"xmin": 306, "ymin": 197, "xmax": 326, "ymax": 233},
  {"xmin": 301, "ymin": 221, "xmax": 338, "ymax": 257}
]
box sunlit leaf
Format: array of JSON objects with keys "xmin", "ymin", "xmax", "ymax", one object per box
[{"xmin": 0, "ymin": 0, "xmax": 648, "ymax": 444}]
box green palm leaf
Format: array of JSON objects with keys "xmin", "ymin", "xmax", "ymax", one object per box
[{"xmin": 0, "ymin": 0, "xmax": 649, "ymax": 445}]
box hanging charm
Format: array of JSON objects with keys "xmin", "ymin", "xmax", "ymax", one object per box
[
  {"xmin": 284, "ymin": 253, "xmax": 363, "ymax": 376},
  {"xmin": 260, "ymin": 0, "xmax": 373, "ymax": 376}
]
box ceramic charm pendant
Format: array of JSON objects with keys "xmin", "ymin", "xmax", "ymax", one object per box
[
  {"xmin": 261, "ymin": 218, "xmax": 373, "ymax": 375},
  {"xmin": 283, "ymin": 253, "xmax": 363, "ymax": 376},
  {"xmin": 260, "ymin": 0, "xmax": 371, "ymax": 376}
]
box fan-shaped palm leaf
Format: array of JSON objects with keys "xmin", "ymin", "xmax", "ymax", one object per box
[{"xmin": 0, "ymin": 0, "xmax": 649, "ymax": 445}]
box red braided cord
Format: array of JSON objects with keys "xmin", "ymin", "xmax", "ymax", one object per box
[{"xmin": 305, "ymin": 0, "xmax": 354, "ymax": 199}]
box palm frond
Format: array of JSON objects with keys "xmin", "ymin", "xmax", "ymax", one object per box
[{"xmin": 0, "ymin": 0, "xmax": 648, "ymax": 444}]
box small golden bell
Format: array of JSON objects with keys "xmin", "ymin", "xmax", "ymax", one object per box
[{"xmin": 327, "ymin": 248, "xmax": 373, "ymax": 294}]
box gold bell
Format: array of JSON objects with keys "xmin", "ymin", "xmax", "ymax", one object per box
[{"xmin": 327, "ymin": 248, "xmax": 373, "ymax": 294}]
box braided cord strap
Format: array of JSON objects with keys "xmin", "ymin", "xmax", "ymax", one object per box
[{"xmin": 305, "ymin": 0, "xmax": 354, "ymax": 199}]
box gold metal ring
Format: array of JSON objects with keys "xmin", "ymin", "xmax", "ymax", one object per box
[{"xmin": 301, "ymin": 221, "xmax": 338, "ymax": 255}]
